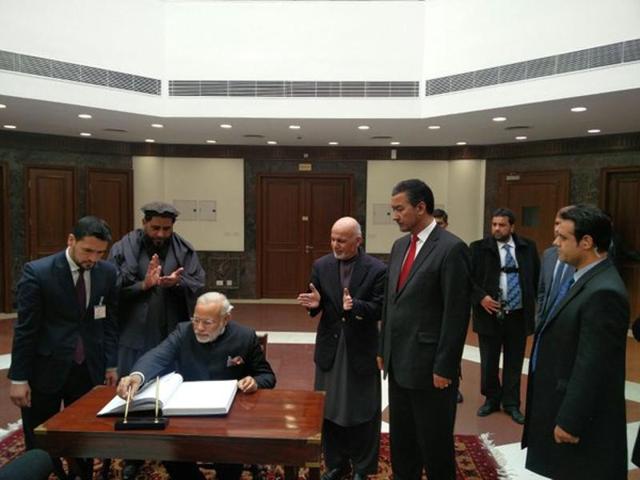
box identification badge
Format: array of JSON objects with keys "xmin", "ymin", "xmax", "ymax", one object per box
[{"xmin": 94, "ymin": 305, "xmax": 107, "ymax": 319}]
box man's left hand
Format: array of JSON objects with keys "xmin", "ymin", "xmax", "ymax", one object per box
[
  {"xmin": 433, "ymin": 374, "xmax": 452, "ymax": 389},
  {"xmin": 237, "ymin": 376, "xmax": 258, "ymax": 393},
  {"xmin": 159, "ymin": 267, "xmax": 184, "ymax": 287},
  {"xmin": 554, "ymin": 425, "xmax": 579, "ymax": 444},
  {"xmin": 104, "ymin": 370, "xmax": 118, "ymax": 387},
  {"xmin": 343, "ymin": 288, "xmax": 353, "ymax": 311}
]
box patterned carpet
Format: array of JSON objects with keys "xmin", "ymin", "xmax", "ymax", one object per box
[{"xmin": 0, "ymin": 428, "xmax": 504, "ymax": 479}]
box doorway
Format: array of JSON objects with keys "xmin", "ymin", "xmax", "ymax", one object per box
[
  {"xmin": 257, "ymin": 174, "xmax": 353, "ymax": 298},
  {"xmin": 497, "ymin": 170, "xmax": 571, "ymax": 253}
]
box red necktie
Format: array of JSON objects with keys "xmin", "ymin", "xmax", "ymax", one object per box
[
  {"xmin": 74, "ymin": 268, "xmax": 86, "ymax": 364},
  {"xmin": 397, "ymin": 234, "xmax": 418, "ymax": 291}
]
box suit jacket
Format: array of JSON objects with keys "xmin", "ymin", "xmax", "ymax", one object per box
[
  {"xmin": 132, "ymin": 321, "xmax": 276, "ymax": 389},
  {"xmin": 470, "ymin": 234, "xmax": 540, "ymax": 336},
  {"xmin": 522, "ymin": 258, "xmax": 629, "ymax": 479},
  {"xmin": 536, "ymin": 246, "xmax": 575, "ymax": 325},
  {"xmin": 310, "ymin": 250, "xmax": 386, "ymax": 375},
  {"xmin": 380, "ymin": 226, "xmax": 471, "ymax": 389},
  {"xmin": 9, "ymin": 250, "xmax": 119, "ymax": 392}
]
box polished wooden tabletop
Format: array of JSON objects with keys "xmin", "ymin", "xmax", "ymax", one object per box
[{"xmin": 35, "ymin": 386, "xmax": 324, "ymax": 467}]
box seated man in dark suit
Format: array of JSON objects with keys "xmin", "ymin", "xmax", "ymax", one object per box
[{"xmin": 117, "ymin": 291, "xmax": 275, "ymax": 480}]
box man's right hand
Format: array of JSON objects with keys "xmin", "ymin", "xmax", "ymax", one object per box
[
  {"xmin": 142, "ymin": 254, "xmax": 162, "ymax": 290},
  {"xmin": 116, "ymin": 374, "xmax": 143, "ymax": 399},
  {"xmin": 480, "ymin": 295, "xmax": 501, "ymax": 314},
  {"xmin": 10, "ymin": 383, "xmax": 31, "ymax": 408},
  {"xmin": 376, "ymin": 356, "xmax": 384, "ymax": 371},
  {"xmin": 297, "ymin": 283, "xmax": 321, "ymax": 309}
]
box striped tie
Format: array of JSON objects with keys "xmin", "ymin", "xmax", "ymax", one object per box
[{"xmin": 503, "ymin": 244, "xmax": 521, "ymax": 311}]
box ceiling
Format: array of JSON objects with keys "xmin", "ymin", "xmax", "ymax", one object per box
[{"xmin": 1, "ymin": 88, "xmax": 639, "ymax": 147}]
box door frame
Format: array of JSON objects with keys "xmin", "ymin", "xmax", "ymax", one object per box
[
  {"xmin": 86, "ymin": 166, "xmax": 134, "ymax": 236},
  {"xmin": 256, "ymin": 172, "xmax": 354, "ymax": 298},
  {"xmin": 1, "ymin": 162, "xmax": 11, "ymax": 312}
]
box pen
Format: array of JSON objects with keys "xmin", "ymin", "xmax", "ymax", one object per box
[
  {"xmin": 123, "ymin": 386, "xmax": 132, "ymax": 424},
  {"xmin": 154, "ymin": 376, "xmax": 160, "ymax": 422}
]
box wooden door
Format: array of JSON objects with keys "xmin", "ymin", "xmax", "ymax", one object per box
[
  {"xmin": 258, "ymin": 174, "xmax": 353, "ymax": 298},
  {"xmin": 601, "ymin": 167, "xmax": 640, "ymax": 320},
  {"xmin": 497, "ymin": 170, "xmax": 570, "ymax": 253},
  {"xmin": 87, "ymin": 168, "xmax": 133, "ymax": 244},
  {"xmin": 0, "ymin": 163, "xmax": 10, "ymax": 312},
  {"xmin": 26, "ymin": 166, "xmax": 77, "ymax": 260}
]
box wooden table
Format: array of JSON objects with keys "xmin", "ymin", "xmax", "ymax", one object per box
[{"xmin": 35, "ymin": 386, "xmax": 324, "ymax": 479}]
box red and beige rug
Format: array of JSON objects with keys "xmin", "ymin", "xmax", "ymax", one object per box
[{"xmin": 0, "ymin": 429, "xmax": 504, "ymax": 479}]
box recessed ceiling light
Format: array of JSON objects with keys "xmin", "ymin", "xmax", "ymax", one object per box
[
  {"xmin": 220, "ymin": 124, "xmax": 232, "ymax": 129},
  {"xmin": 80, "ymin": 132, "xmax": 92, "ymax": 137},
  {"xmin": 427, "ymin": 125, "xmax": 441, "ymax": 130},
  {"xmin": 78, "ymin": 113, "xmax": 92, "ymax": 119},
  {"xmin": 267, "ymin": 140, "xmax": 277, "ymax": 145},
  {"xmin": 456, "ymin": 141, "xmax": 467, "ymax": 145},
  {"xmin": 288, "ymin": 125, "xmax": 301, "ymax": 130},
  {"xmin": 515, "ymin": 135, "xmax": 527, "ymax": 140},
  {"xmin": 571, "ymin": 106, "xmax": 587, "ymax": 113},
  {"xmin": 205, "ymin": 139, "xmax": 217, "ymax": 144},
  {"xmin": 151, "ymin": 123, "xmax": 164, "ymax": 128},
  {"xmin": 587, "ymin": 129, "xmax": 601, "ymax": 134},
  {"xmin": 0, "ymin": 104, "xmax": 6, "ymax": 109},
  {"xmin": 328, "ymin": 141, "xmax": 339, "ymax": 146},
  {"xmin": 492, "ymin": 116, "xmax": 507, "ymax": 122},
  {"xmin": 390, "ymin": 141, "xmax": 400, "ymax": 146},
  {"xmin": 358, "ymin": 125, "xmax": 370, "ymax": 130},
  {"xmin": 3, "ymin": 125, "xmax": 16, "ymax": 129},
  {"xmin": 145, "ymin": 138, "xmax": 155, "ymax": 143}
]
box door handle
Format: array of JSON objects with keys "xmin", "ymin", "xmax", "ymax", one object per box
[{"xmin": 305, "ymin": 245, "xmax": 314, "ymax": 253}]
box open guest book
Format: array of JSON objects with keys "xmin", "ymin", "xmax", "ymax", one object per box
[{"xmin": 97, "ymin": 372, "xmax": 238, "ymax": 416}]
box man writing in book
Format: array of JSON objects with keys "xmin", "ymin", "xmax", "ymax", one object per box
[{"xmin": 117, "ymin": 291, "xmax": 275, "ymax": 480}]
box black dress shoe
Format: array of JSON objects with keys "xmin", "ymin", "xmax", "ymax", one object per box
[
  {"xmin": 476, "ymin": 401, "xmax": 500, "ymax": 417},
  {"xmin": 457, "ymin": 390, "xmax": 463, "ymax": 403},
  {"xmin": 503, "ymin": 407, "xmax": 525, "ymax": 425},
  {"xmin": 321, "ymin": 467, "xmax": 347, "ymax": 480}
]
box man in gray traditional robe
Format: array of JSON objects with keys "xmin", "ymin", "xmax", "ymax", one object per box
[
  {"xmin": 297, "ymin": 217, "xmax": 386, "ymax": 480},
  {"xmin": 108, "ymin": 201, "xmax": 205, "ymax": 479}
]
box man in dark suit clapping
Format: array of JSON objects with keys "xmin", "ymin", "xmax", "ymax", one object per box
[{"xmin": 379, "ymin": 179, "xmax": 471, "ymax": 480}]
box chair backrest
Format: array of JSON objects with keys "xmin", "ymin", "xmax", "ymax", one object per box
[{"xmin": 257, "ymin": 332, "xmax": 268, "ymax": 358}]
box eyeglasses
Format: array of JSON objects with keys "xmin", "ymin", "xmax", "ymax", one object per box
[{"xmin": 190, "ymin": 316, "xmax": 216, "ymax": 328}]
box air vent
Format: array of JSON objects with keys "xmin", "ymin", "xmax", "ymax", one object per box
[
  {"xmin": 371, "ymin": 135, "xmax": 393, "ymax": 140},
  {"xmin": 169, "ymin": 80, "xmax": 419, "ymax": 98},
  {"xmin": 425, "ymin": 38, "xmax": 640, "ymax": 96},
  {"xmin": 103, "ymin": 128, "xmax": 128, "ymax": 133},
  {"xmin": 243, "ymin": 134, "xmax": 265, "ymax": 138},
  {"xmin": 0, "ymin": 49, "xmax": 161, "ymax": 95},
  {"xmin": 504, "ymin": 125, "xmax": 531, "ymax": 131}
]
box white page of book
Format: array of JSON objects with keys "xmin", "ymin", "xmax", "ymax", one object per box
[
  {"xmin": 97, "ymin": 372, "xmax": 183, "ymax": 415},
  {"xmin": 162, "ymin": 379, "xmax": 238, "ymax": 415}
]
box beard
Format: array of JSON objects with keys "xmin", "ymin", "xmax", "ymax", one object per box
[{"xmin": 195, "ymin": 325, "xmax": 226, "ymax": 344}]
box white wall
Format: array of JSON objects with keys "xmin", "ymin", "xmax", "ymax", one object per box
[
  {"xmin": 133, "ymin": 156, "xmax": 244, "ymax": 251},
  {"xmin": 365, "ymin": 159, "xmax": 485, "ymax": 253},
  {"xmin": 422, "ymin": 0, "xmax": 640, "ymax": 78},
  {"xmin": 0, "ymin": 0, "xmax": 164, "ymax": 76}
]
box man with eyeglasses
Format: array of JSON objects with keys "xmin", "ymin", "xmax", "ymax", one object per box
[{"xmin": 117, "ymin": 291, "xmax": 275, "ymax": 479}]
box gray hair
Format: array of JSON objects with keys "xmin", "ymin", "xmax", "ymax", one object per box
[{"xmin": 196, "ymin": 291, "xmax": 234, "ymax": 316}]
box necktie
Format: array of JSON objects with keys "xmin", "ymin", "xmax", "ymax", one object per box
[
  {"xmin": 397, "ymin": 234, "xmax": 418, "ymax": 291},
  {"xmin": 543, "ymin": 262, "xmax": 566, "ymax": 318},
  {"xmin": 74, "ymin": 268, "xmax": 86, "ymax": 364},
  {"xmin": 502, "ymin": 244, "xmax": 521, "ymax": 311},
  {"xmin": 531, "ymin": 276, "xmax": 574, "ymax": 371}
]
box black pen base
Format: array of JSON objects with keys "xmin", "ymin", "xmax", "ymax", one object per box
[{"xmin": 114, "ymin": 417, "xmax": 169, "ymax": 430}]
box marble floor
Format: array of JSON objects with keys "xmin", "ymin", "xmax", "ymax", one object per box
[{"xmin": 0, "ymin": 303, "xmax": 638, "ymax": 479}]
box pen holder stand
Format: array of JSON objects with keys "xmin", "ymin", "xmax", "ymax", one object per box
[{"xmin": 114, "ymin": 417, "xmax": 169, "ymax": 430}]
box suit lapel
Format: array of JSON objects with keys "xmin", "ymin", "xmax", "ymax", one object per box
[
  {"xmin": 389, "ymin": 235, "xmax": 410, "ymax": 293},
  {"xmin": 543, "ymin": 259, "xmax": 609, "ymax": 329},
  {"xmin": 348, "ymin": 254, "xmax": 366, "ymax": 295},
  {"xmin": 326, "ymin": 257, "xmax": 343, "ymax": 309}
]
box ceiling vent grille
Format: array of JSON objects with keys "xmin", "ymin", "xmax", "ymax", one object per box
[
  {"xmin": 0, "ymin": 49, "xmax": 161, "ymax": 95},
  {"xmin": 169, "ymin": 80, "xmax": 419, "ymax": 98},
  {"xmin": 426, "ymin": 38, "xmax": 640, "ymax": 96}
]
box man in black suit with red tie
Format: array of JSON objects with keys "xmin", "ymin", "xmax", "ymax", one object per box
[
  {"xmin": 379, "ymin": 179, "xmax": 471, "ymax": 480},
  {"xmin": 9, "ymin": 216, "xmax": 118, "ymax": 479},
  {"xmin": 297, "ymin": 217, "xmax": 386, "ymax": 480}
]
